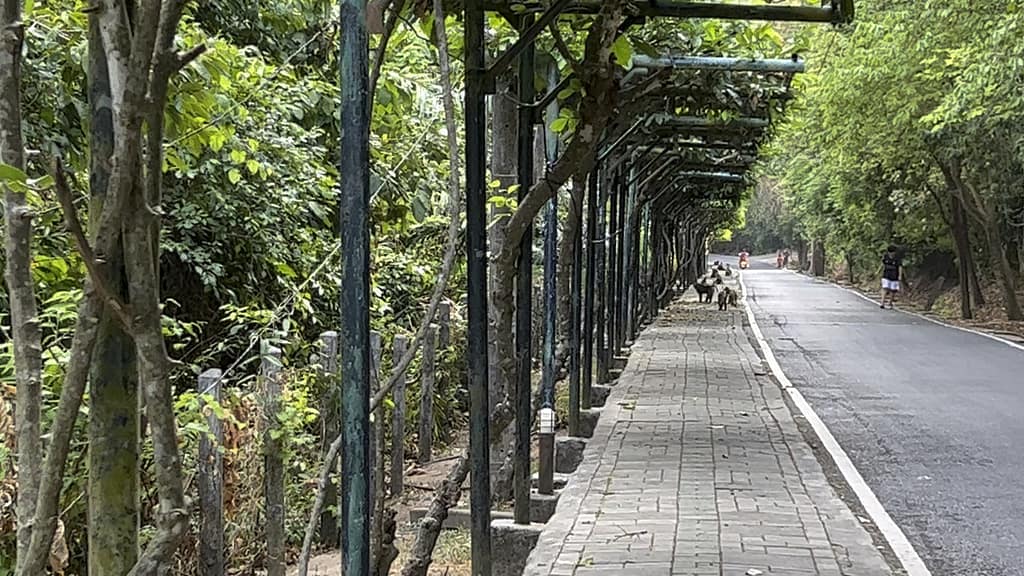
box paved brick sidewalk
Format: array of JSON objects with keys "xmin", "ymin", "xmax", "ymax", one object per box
[{"xmin": 523, "ymin": 295, "xmax": 894, "ymax": 576}]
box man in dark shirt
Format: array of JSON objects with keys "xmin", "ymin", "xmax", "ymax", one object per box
[{"xmin": 880, "ymin": 244, "xmax": 902, "ymax": 309}]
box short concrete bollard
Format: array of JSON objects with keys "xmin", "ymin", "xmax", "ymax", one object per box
[
  {"xmin": 555, "ymin": 437, "xmax": 587, "ymax": 474},
  {"xmin": 530, "ymin": 491, "xmax": 561, "ymax": 523},
  {"xmin": 590, "ymin": 384, "xmax": 612, "ymax": 407},
  {"xmin": 579, "ymin": 409, "xmax": 601, "ymax": 439},
  {"xmin": 492, "ymin": 519, "xmax": 543, "ymax": 576}
]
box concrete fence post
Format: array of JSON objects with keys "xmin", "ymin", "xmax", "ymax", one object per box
[
  {"xmin": 198, "ymin": 369, "xmax": 224, "ymax": 576},
  {"xmin": 438, "ymin": 302, "xmax": 451, "ymax": 349},
  {"xmin": 260, "ymin": 345, "xmax": 284, "ymax": 576},
  {"xmin": 418, "ymin": 325, "xmax": 438, "ymax": 464},
  {"xmin": 318, "ymin": 331, "xmax": 339, "ymax": 547},
  {"xmin": 391, "ymin": 335, "xmax": 409, "ymax": 496}
]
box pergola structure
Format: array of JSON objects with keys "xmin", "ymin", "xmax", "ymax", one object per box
[{"xmin": 339, "ymin": 2, "xmax": 855, "ymax": 575}]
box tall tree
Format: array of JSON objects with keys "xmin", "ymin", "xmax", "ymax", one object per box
[
  {"xmin": 86, "ymin": 13, "xmax": 140, "ymax": 574},
  {"xmin": 1, "ymin": 0, "xmax": 43, "ymax": 571},
  {"xmin": 18, "ymin": 1, "xmax": 203, "ymax": 573}
]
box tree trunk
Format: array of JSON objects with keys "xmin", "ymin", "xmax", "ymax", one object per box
[
  {"xmin": 400, "ymin": 450, "xmax": 471, "ymax": 576},
  {"xmin": 1007, "ymin": 237, "xmax": 1021, "ymax": 279},
  {"xmin": 949, "ymin": 192, "xmax": 974, "ymax": 319},
  {"xmin": 488, "ymin": 72, "xmax": 517, "ymax": 500},
  {"xmin": 1018, "ymin": 229, "xmax": 1024, "ymax": 279},
  {"xmin": 86, "ymin": 17, "xmax": 140, "ymax": 575},
  {"xmin": 967, "ymin": 231, "xmax": 986, "ymax": 309},
  {"xmin": 488, "ymin": 0, "xmax": 624, "ymax": 521},
  {"xmin": 939, "ymin": 159, "xmax": 985, "ymax": 312},
  {"xmin": 983, "ymin": 225, "xmax": 1022, "ymax": 320},
  {"xmin": 949, "ymin": 160, "xmax": 1020, "ymax": 319},
  {"xmin": 1, "ymin": 0, "xmax": 43, "ymax": 570},
  {"xmin": 812, "ymin": 239, "xmax": 826, "ymax": 277},
  {"xmin": 556, "ymin": 178, "xmax": 585, "ymax": 369}
]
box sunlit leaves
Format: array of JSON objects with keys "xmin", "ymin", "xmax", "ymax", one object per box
[{"xmin": 611, "ymin": 36, "xmax": 633, "ymax": 68}]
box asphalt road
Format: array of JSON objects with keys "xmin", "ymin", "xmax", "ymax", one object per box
[{"xmin": 729, "ymin": 254, "xmax": 1024, "ymax": 576}]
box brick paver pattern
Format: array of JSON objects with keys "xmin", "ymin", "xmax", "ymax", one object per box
[{"xmin": 523, "ymin": 297, "xmax": 893, "ymax": 576}]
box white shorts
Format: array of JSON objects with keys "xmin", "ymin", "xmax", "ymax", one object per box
[{"xmin": 882, "ymin": 278, "xmax": 900, "ymax": 292}]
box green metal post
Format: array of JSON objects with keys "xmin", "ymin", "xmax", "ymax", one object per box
[
  {"xmin": 465, "ymin": 0, "xmax": 493, "ymax": 571},
  {"xmin": 339, "ymin": 0, "xmax": 371, "ymax": 573}
]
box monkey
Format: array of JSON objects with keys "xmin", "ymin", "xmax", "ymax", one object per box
[
  {"xmin": 718, "ymin": 287, "xmax": 734, "ymax": 311},
  {"xmin": 693, "ymin": 282, "xmax": 715, "ymax": 303}
]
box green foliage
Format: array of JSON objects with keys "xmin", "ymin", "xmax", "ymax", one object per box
[
  {"xmin": 0, "ymin": 0, "xmax": 467, "ymax": 571},
  {"xmin": 0, "ymin": 2, "xmax": 887, "ymax": 572},
  {"xmin": 757, "ymin": 1, "xmax": 1024, "ymax": 285}
]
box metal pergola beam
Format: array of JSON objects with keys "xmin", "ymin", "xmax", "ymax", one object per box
[
  {"xmin": 674, "ymin": 170, "xmax": 746, "ymax": 182},
  {"xmin": 632, "ymin": 54, "xmax": 806, "ymax": 74},
  {"xmin": 483, "ymin": 1, "xmax": 842, "ymax": 22},
  {"xmin": 646, "ymin": 114, "xmax": 771, "ymax": 130},
  {"xmin": 633, "ymin": 147, "xmax": 755, "ymax": 165},
  {"xmin": 671, "ymin": 139, "xmax": 759, "ymax": 151},
  {"xmin": 636, "ymin": 157, "xmax": 679, "ymax": 191},
  {"xmin": 598, "ymin": 118, "xmax": 647, "ymax": 162},
  {"xmin": 625, "ymin": 145, "xmax": 674, "ymax": 187},
  {"xmin": 669, "ymin": 161, "xmax": 749, "ymax": 173}
]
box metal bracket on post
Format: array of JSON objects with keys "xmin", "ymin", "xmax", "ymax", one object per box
[
  {"xmin": 597, "ymin": 118, "xmax": 646, "ymax": 162},
  {"xmin": 483, "ymin": 0, "xmax": 573, "ymax": 92},
  {"xmin": 532, "ymin": 73, "xmax": 574, "ymax": 124}
]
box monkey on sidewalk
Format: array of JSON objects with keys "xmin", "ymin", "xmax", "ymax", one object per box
[{"xmin": 718, "ymin": 287, "xmax": 738, "ymax": 311}]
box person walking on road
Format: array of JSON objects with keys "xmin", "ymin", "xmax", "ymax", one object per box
[{"xmin": 880, "ymin": 244, "xmax": 902, "ymax": 309}]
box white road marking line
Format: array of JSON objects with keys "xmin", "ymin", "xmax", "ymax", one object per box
[{"xmin": 739, "ymin": 270, "xmax": 933, "ymax": 576}]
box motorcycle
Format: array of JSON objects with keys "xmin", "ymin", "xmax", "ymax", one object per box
[{"xmin": 739, "ymin": 252, "xmax": 749, "ymax": 269}]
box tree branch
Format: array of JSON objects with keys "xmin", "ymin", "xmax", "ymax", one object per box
[
  {"xmin": 2, "ymin": 1, "xmax": 43, "ymax": 570},
  {"xmin": 173, "ymin": 44, "xmax": 206, "ymax": 73},
  {"xmin": 549, "ymin": 23, "xmax": 582, "ymax": 77},
  {"xmin": 18, "ymin": 295, "xmax": 103, "ymax": 576},
  {"xmin": 53, "ymin": 156, "xmax": 134, "ymax": 331},
  {"xmin": 924, "ymin": 180, "xmax": 953, "ymax": 229},
  {"xmin": 369, "ymin": 0, "xmax": 405, "ymax": 108}
]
